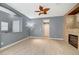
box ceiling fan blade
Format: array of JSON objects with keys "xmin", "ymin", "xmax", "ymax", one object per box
[
  {"xmin": 39, "ymin": 13, "xmax": 41, "ymax": 15},
  {"xmin": 44, "ymin": 11, "xmax": 47, "ymax": 14},
  {"xmin": 39, "ymin": 13, "xmax": 43, "ymax": 15},
  {"xmin": 39, "ymin": 6, "xmax": 43, "ymax": 11},
  {"xmin": 35, "ymin": 11, "xmax": 40, "ymax": 12},
  {"xmin": 44, "ymin": 8, "xmax": 50, "ymax": 11}
]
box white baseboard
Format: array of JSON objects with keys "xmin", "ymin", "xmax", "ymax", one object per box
[
  {"xmin": 29, "ymin": 36, "xmax": 43, "ymax": 39},
  {"xmin": 29, "ymin": 36, "xmax": 63, "ymax": 40},
  {"xmin": 49, "ymin": 38, "xmax": 64, "ymax": 40},
  {"xmin": 0, "ymin": 37, "xmax": 30, "ymax": 51}
]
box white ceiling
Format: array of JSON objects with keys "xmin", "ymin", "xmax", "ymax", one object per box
[{"xmin": 7, "ymin": 3, "xmax": 76, "ymax": 18}]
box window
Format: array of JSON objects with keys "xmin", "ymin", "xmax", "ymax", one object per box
[
  {"xmin": 1, "ymin": 22, "xmax": 8, "ymax": 31},
  {"xmin": 12, "ymin": 20, "xmax": 22, "ymax": 32}
]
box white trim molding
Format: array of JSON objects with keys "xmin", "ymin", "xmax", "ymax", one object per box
[
  {"xmin": 29, "ymin": 36, "xmax": 43, "ymax": 39},
  {"xmin": 29, "ymin": 36, "xmax": 64, "ymax": 40},
  {"xmin": 49, "ymin": 38, "xmax": 64, "ymax": 40}
]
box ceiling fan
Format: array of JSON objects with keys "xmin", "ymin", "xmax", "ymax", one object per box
[{"xmin": 35, "ymin": 5, "xmax": 50, "ymax": 15}]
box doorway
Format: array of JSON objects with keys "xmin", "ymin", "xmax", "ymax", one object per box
[{"xmin": 43, "ymin": 20, "xmax": 50, "ymax": 39}]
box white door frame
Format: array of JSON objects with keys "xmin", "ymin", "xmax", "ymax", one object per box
[{"xmin": 42, "ymin": 19, "xmax": 50, "ymax": 38}]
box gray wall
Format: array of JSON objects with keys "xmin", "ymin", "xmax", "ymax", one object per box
[
  {"xmin": 0, "ymin": 10, "xmax": 12, "ymax": 32},
  {"xmin": 31, "ymin": 16, "xmax": 64, "ymax": 39},
  {"xmin": 50, "ymin": 16, "xmax": 64, "ymax": 38},
  {"xmin": 0, "ymin": 10, "xmax": 30, "ymax": 48},
  {"xmin": 1, "ymin": 33, "xmax": 27, "ymax": 47},
  {"xmin": 30, "ymin": 19, "xmax": 43, "ymax": 37}
]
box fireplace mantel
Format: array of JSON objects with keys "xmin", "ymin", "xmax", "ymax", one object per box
[{"xmin": 67, "ymin": 29, "xmax": 79, "ymax": 35}]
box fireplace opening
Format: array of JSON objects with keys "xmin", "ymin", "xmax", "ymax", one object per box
[{"xmin": 68, "ymin": 34, "xmax": 78, "ymax": 49}]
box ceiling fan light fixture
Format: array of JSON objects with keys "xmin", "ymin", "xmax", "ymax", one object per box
[{"xmin": 35, "ymin": 5, "xmax": 50, "ymax": 15}]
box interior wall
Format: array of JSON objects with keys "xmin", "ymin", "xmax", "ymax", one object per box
[
  {"xmin": 0, "ymin": 10, "xmax": 12, "ymax": 32},
  {"xmin": 50, "ymin": 16, "xmax": 64, "ymax": 39},
  {"xmin": 31, "ymin": 16, "xmax": 64, "ymax": 39},
  {"xmin": 0, "ymin": 10, "xmax": 30, "ymax": 48},
  {"xmin": 30, "ymin": 19, "xmax": 43, "ymax": 37}
]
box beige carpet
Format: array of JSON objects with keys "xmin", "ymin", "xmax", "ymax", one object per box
[{"xmin": 0, "ymin": 38, "xmax": 79, "ymax": 55}]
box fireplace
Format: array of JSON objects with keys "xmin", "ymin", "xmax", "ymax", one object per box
[{"xmin": 68, "ymin": 34, "xmax": 78, "ymax": 49}]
